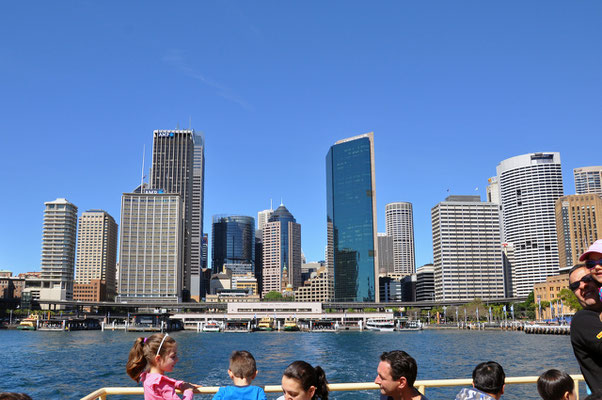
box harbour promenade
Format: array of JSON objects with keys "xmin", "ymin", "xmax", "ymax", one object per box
[{"xmin": 3, "ymin": 328, "xmax": 585, "ymax": 400}]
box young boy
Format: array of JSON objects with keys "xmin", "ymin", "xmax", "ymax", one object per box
[{"xmin": 212, "ymin": 350, "xmax": 267, "ymax": 400}]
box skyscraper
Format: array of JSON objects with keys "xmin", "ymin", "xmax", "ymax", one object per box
[
  {"xmin": 326, "ymin": 132, "xmax": 379, "ymax": 302},
  {"xmin": 431, "ymin": 195, "xmax": 505, "ymax": 301},
  {"xmin": 261, "ymin": 204, "xmax": 302, "ymax": 296},
  {"xmin": 385, "ymin": 202, "xmax": 415, "ymax": 275},
  {"xmin": 39, "ymin": 198, "xmax": 78, "ymax": 304},
  {"xmin": 117, "ymin": 192, "xmax": 183, "ymax": 303},
  {"xmin": 74, "ymin": 210, "xmax": 118, "ymax": 300},
  {"xmin": 574, "ymin": 166, "xmax": 602, "ymax": 195},
  {"xmin": 377, "ymin": 233, "xmax": 394, "ymax": 275},
  {"xmin": 257, "ymin": 207, "xmax": 274, "ymax": 234},
  {"xmin": 555, "ymin": 194, "xmax": 602, "ymax": 269},
  {"xmin": 211, "ymin": 215, "xmax": 255, "ymax": 273},
  {"xmin": 150, "ymin": 129, "xmax": 204, "ymax": 301},
  {"xmin": 496, "ymin": 152, "xmax": 564, "ymax": 297}
]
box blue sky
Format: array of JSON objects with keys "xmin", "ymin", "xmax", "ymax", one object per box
[{"xmin": 1, "ymin": 1, "xmax": 601, "ymax": 275}]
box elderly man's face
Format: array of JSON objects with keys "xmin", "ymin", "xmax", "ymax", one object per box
[{"xmin": 569, "ymin": 266, "xmax": 600, "ymax": 308}]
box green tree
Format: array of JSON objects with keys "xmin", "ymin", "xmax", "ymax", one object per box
[
  {"xmin": 558, "ymin": 288, "xmax": 582, "ymax": 312},
  {"xmin": 262, "ymin": 291, "xmax": 284, "ymax": 301}
]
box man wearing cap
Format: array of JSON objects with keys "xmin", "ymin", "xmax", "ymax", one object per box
[{"xmin": 569, "ymin": 239, "xmax": 602, "ymax": 394}]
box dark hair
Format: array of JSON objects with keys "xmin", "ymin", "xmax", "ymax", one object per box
[
  {"xmin": 230, "ymin": 350, "xmax": 257, "ymax": 379},
  {"xmin": 380, "ymin": 351, "xmax": 418, "ymax": 387},
  {"xmin": 0, "ymin": 394, "xmax": 33, "ymax": 400},
  {"xmin": 537, "ymin": 369, "xmax": 574, "ymax": 400},
  {"xmin": 126, "ymin": 333, "xmax": 176, "ymax": 382},
  {"xmin": 283, "ymin": 360, "xmax": 329, "ymax": 400},
  {"xmin": 473, "ymin": 361, "xmax": 505, "ymax": 394},
  {"xmin": 568, "ymin": 264, "xmax": 587, "ymax": 281}
]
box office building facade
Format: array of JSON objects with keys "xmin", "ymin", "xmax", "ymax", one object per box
[
  {"xmin": 326, "ymin": 133, "xmax": 379, "ymax": 302},
  {"xmin": 416, "ymin": 264, "xmax": 435, "ymax": 302},
  {"xmin": 211, "ymin": 215, "xmax": 255, "ymax": 273},
  {"xmin": 385, "ymin": 202, "xmax": 415, "ymax": 275},
  {"xmin": 555, "ymin": 194, "xmax": 602, "ymax": 270},
  {"xmin": 431, "ymin": 195, "xmax": 505, "ymax": 301},
  {"xmin": 74, "ymin": 210, "xmax": 118, "ymax": 301},
  {"xmin": 117, "ymin": 192, "xmax": 183, "ymax": 303},
  {"xmin": 496, "ymin": 153, "xmax": 564, "ymax": 297},
  {"xmin": 261, "ymin": 205, "xmax": 302, "ymax": 296},
  {"xmin": 377, "ymin": 233, "xmax": 394, "ymax": 275},
  {"xmin": 574, "ymin": 166, "xmax": 602, "ymax": 195},
  {"xmin": 39, "ymin": 198, "xmax": 78, "ymax": 304},
  {"xmin": 150, "ymin": 129, "xmax": 205, "ymax": 301}
]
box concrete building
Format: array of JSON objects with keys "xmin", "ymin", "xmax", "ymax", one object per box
[
  {"xmin": 533, "ymin": 273, "xmax": 575, "ymax": 319},
  {"xmin": 39, "ymin": 198, "xmax": 78, "ymax": 305},
  {"xmin": 117, "ymin": 192, "xmax": 183, "ymax": 303},
  {"xmin": 385, "ymin": 202, "xmax": 415, "ymax": 275},
  {"xmin": 574, "ymin": 166, "xmax": 602, "ymax": 195},
  {"xmin": 496, "ymin": 152, "xmax": 564, "ymax": 297},
  {"xmin": 261, "ymin": 205, "xmax": 302, "ymax": 296},
  {"xmin": 431, "ymin": 195, "xmax": 505, "ymax": 301},
  {"xmin": 379, "ymin": 276, "xmax": 402, "ymax": 302},
  {"xmin": 151, "ymin": 129, "xmax": 205, "ymax": 301},
  {"xmin": 555, "ymin": 194, "xmax": 602, "ymax": 270},
  {"xmin": 415, "ymin": 264, "xmax": 435, "ymax": 302},
  {"xmin": 377, "ymin": 233, "xmax": 394, "ymax": 275},
  {"xmin": 257, "ymin": 207, "xmax": 274, "ymax": 235},
  {"xmin": 294, "ymin": 267, "xmax": 333, "ymax": 302},
  {"xmin": 326, "ymin": 133, "xmax": 379, "ymax": 302},
  {"xmin": 74, "ymin": 210, "xmax": 118, "ymax": 301}
]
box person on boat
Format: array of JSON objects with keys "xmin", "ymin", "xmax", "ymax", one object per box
[
  {"xmin": 278, "ymin": 360, "xmax": 329, "ymax": 400},
  {"xmin": 569, "ymin": 242, "xmax": 602, "ymax": 395},
  {"xmin": 454, "ymin": 361, "xmax": 505, "ymax": 400},
  {"xmin": 375, "ymin": 350, "xmax": 428, "ymax": 400},
  {"xmin": 126, "ymin": 333, "xmax": 198, "ymax": 400},
  {"xmin": 537, "ymin": 369, "xmax": 575, "ymax": 400},
  {"xmin": 212, "ymin": 350, "xmax": 266, "ymax": 400}
]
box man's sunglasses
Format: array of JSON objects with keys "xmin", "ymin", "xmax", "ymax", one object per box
[
  {"xmin": 585, "ymin": 259, "xmax": 602, "ymax": 269},
  {"xmin": 569, "ymin": 274, "xmax": 594, "ymax": 291}
]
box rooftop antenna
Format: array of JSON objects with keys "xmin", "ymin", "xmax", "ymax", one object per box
[
  {"xmin": 270, "ymin": 199, "xmax": 273, "ymax": 210},
  {"xmin": 176, "ymin": 122, "xmax": 180, "ymax": 130},
  {"xmin": 280, "ymin": 197, "xmax": 283, "ymax": 206},
  {"xmin": 140, "ymin": 144, "xmax": 146, "ymax": 190}
]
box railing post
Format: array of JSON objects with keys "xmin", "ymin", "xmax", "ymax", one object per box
[{"xmin": 418, "ymin": 385, "xmax": 426, "ymax": 396}]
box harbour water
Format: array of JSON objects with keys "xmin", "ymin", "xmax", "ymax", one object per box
[{"xmin": 3, "ymin": 329, "xmax": 583, "ymax": 400}]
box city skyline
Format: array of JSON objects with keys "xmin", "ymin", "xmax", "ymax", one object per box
[{"xmin": 2, "ymin": 2, "xmax": 602, "ymax": 276}]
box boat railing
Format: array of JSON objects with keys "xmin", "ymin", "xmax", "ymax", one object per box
[{"xmin": 80, "ymin": 374, "xmax": 587, "ymax": 400}]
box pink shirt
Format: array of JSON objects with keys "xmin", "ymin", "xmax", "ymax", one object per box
[{"xmin": 140, "ymin": 372, "xmax": 193, "ymax": 400}]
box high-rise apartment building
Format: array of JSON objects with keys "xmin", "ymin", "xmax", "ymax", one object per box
[
  {"xmin": 377, "ymin": 233, "xmax": 394, "ymax": 275},
  {"xmin": 211, "ymin": 215, "xmax": 255, "ymax": 273},
  {"xmin": 431, "ymin": 195, "xmax": 505, "ymax": 301},
  {"xmin": 117, "ymin": 192, "xmax": 183, "ymax": 303},
  {"xmin": 385, "ymin": 202, "xmax": 415, "ymax": 275},
  {"xmin": 555, "ymin": 194, "xmax": 602, "ymax": 270},
  {"xmin": 496, "ymin": 153, "xmax": 564, "ymax": 297},
  {"xmin": 574, "ymin": 166, "xmax": 602, "ymax": 195},
  {"xmin": 326, "ymin": 133, "xmax": 379, "ymax": 302},
  {"xmin": 74, "ymin": 210, "xmax": 118, "ymax": 301},
  {"xmin": 39, "ymin": 198, "xmax": 78, "ymax": 304},
  {"xmin": 150, "ymin": 129, "xmax": 204, "ymax": 301},
  {"xmin": 261, "ymin": 205, "xmax": 302, "ymax": 296}
]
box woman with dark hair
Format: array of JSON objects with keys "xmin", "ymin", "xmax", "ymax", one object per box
[{"xmin": 278, "ymin": 361, "xmax": 329, "ymax": 400}]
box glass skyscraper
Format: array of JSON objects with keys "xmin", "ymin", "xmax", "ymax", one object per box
[
  {"xmin": 211, "ymin": 215, "xmax": 255, "ymax": 274},
  {"xmin": 326, "ymin": 133, "xmax": 379, "ymax": 302}
]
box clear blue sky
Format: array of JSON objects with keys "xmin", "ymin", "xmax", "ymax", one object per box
[{"xmin": 1, "ymin": 1, "xmax": 601, "ymax": 275}]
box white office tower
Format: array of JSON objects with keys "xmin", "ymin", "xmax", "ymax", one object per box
[
  {"xmin": 117, "ymin": 192, "xmax": 183, "ymax": 303},
  {"xmin": 256, "ymin": 207, "xmax": 273, "ymax": 238},
  {"xmin": 385, "ymin": 202, "xmax": 415, "ymax": 275},
  {"xmin": 432, "ymin": 196, "xmax": 505, "ymax": 301},
  {"xmin": 574, "ymin": 166, "xmax": 602, "ymax": 195},
  {"xmin": 40, "ymin": 198, "xmax": 78, "ymax": 304},
  {"xmin": 487, "ymin": 176, "xmax": 500, "ymax": 204},
  {"xmin": 496, "ymin": 153, "xmax": 564, "ymax": 297}
]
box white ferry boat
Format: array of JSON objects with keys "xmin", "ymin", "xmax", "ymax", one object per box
[
  {"xmin": 365, "ymin": 318, "xmax": 395, "ymax": 332},
  {"xmin": 202, "ymin": 320, "xmax": 222, "ymax": 332}
]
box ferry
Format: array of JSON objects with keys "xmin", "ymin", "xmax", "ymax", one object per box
[
  {"xmin": 256, "ymin": 317, "xmax": 274, "ymax": 331},
  {"xmin": 283, "ymin": 318, "xmax": 300, "ymax": 331},
  {"xmin": 365, "ymin": 318, "xmax": 395, "ymax": 332},
  {"xmin": 202, "ymin": 320, "xmax": 222, "ymax": 332},
  {"xmin": 310, "ymin": 319, "xmax": 338, "ymax": 332},
  {"xmin": 17, "ymin": 314, "xmax": 39, "ymax": 330},
  {"xmin": 397, "ymin": 320, "xmax": 423, "ymax": 331}
]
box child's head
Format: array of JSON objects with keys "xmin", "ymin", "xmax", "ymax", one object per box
[
  {"xmin": 228, "ymin": 350, "xmax": 258, "ymax": 381},
  {"xmin": 126, "ymin": 333, "xmax": 177, "ymax": 382},
  {"xmin": 537, "ymin": 369, "xmax": 575, "ymax": 400}
]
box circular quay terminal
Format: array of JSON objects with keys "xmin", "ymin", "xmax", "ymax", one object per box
[{"xmin": 2, "ymin": 2, "xmax": 602, "ymax": 400}]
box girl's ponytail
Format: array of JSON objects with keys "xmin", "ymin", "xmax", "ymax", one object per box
[
  {"xmin": 126, "ymin": 337, "xmax": 147, "ymax": 382},
  {"xmin": 313, "ymin": 366, "xmax": 329, "ymax": 400}
]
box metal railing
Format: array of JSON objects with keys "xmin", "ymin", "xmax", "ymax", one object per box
[{"xmin": 81, "ymin": 374, "xmax": 586, "ymax": 400}]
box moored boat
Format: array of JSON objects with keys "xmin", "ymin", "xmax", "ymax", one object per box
[
  {"xmin": 17, "ymin": 314, "xmax": 39, "ymax": 330},
  {"xmin": 202, "ymin": 320, "xmax": 222, "ymax": 332},
  {"xmin": 397, "ymin": 320, "xmax": 423, "ymax": 331},
  {"xmin": 366, "ymin": 318, "xmax": 395, "ymax": 332},
  {"xmin": 283, "ymin": 318, "xmax": 300, "ymax": 331},
  {"xmin": 257, "ymin": 317, "xmax": 274, "ymax": 331}
]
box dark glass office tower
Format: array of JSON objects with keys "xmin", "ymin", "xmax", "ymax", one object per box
[
  {"xmin": 211, "ymin": 215, "xmax": 255, "ymax": 273},
  {"xmin": 326, "ymin": 133, "xmax": 379, "ymax": 302}
]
